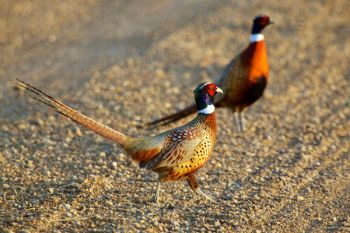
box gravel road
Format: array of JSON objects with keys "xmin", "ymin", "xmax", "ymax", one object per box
[{"xmin": 1, "ymin": 0, "xmax": 349, "ymax": 232}]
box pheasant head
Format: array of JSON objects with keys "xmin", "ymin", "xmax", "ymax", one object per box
[
  {"xmin": 251, "ymin": 15, "xmax": 273, "ymax": 35},
  {"xmin": 194, "ymin": 82, "xmax": 223, "ymax": 114}
]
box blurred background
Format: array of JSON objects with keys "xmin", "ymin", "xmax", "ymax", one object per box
[{"xmin": 0, "ymin": 0, "xmax": 349, "ymax": 232}]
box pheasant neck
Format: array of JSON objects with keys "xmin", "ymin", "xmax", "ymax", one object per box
[
  {"xmin": 195, "ymin": 90, "xmax": 215, "ymax": 115},
  {"xmin": 198, "ymin": 104, "xmax": 215, "ymax": 114},
  {"xmin": 250, "ymin": 33, "xmax": 264, "ymax": 43}
]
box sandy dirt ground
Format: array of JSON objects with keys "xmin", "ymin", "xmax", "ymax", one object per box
[{"xmin": 1, "ymin": 0, "xmax": 349, "ymax": 232}]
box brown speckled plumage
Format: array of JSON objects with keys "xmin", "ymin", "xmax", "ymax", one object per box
[
  {"xmin": 137, "ymin": 113, "xmax": 216, "ymax": 182},
  {"xmin": 16, "ymin": 80, "xmax": 221, "ymax": 203}
]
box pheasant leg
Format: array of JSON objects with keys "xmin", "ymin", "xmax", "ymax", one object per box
[
  {"xmin": 239, "ymin": 112, "xmax": 246, "ymax": 132},
  {"xmin": 234, "ymin": 110, "xmax": 246, "ymax": 132},
  {"xmin": 186, "ymin": 173, "xmax": 214, "ymax": 202},
  {"xmin": 154, "ymin": 180, "xmax": 161, "ymax": 203}
]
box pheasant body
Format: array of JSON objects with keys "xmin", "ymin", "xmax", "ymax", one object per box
[
  {"xmin": 216, "ymin": 36, "xmax": 269, "ymax": 111},
  {"xmin": 144, "ymin": 113, "xmax": 216, "ymax": 182},
  {"xmin": 122, "ymin": 113, "xmax": 216, "ymax": 182},
  {"xmin": 17, "ymin": 80, "xmax": 222, "ymax": 202},
  {"xmin": 147, "ymin": 15, "xmax": 272, "ymax": 131}
]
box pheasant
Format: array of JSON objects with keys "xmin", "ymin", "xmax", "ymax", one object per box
[
  {"xmin": 16, "ymin": 80, "xmax": 223, "ymax": 203},
  {"xmin": 146, "ymin": 15, "xmax": 272, "ymax": 132}
]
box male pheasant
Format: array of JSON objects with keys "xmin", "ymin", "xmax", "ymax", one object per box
[
  {"xmin": 147, "ymin": 15, "xmax": 272, "ymax": 132},
  {"xmin": 16, "ymin": 80, "xmax": 223, "ymax": 203}
]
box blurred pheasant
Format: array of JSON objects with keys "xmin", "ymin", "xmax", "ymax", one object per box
[
  {"xmin": 16, "ymin": 80, "xmax": 223, "ymax": 203},
  {"xmin": 147, "ymin": 15, "xmax": 273, "ymax": 132}
]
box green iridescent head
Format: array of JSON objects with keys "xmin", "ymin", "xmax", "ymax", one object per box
[{"xmin": 193, "ymin": 82, "xmax": 223, "ymax": 114}]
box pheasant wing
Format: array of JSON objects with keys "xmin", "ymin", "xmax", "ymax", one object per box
[
  {"xmin": 142, "ymin": 128, "xmax": 203, "ymax": 170},
  {"xmin": 214, "ymin": 55, "xmax": 244, "ymax": 104}
]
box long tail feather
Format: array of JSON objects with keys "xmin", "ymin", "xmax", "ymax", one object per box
[
  {"xmin": 145, "ymin": 104, "xmax": 197, "ymax": 127},
  {"xmin": 16, "ymin": 79, "xmax": 130, "ymax": 147}
]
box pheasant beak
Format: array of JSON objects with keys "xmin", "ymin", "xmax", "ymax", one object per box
[
  {"xmin": 216, "ymin": 87, "xmax": 223, "ymax": 94},
  {"xmin": 268, "ymin": 20, "xmax": 274, "ymax": 25}
]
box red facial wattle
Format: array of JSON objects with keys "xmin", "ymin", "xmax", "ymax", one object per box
[
  {"xmin": 207, "ymin": 89, "xmax": 215, "ymax": 97},
  {"xmin": 206, "ymin": 83, "xmax": 217, "ymax": 97}
]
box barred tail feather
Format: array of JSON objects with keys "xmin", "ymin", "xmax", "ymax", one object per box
[{"xmin": 16, "ymin": 79, "xmax": 130, "ymax": 147}]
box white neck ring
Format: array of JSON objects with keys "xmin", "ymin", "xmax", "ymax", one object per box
[
  {"xmin": 250, "ymin": 33, "xmax": 264, "ymax": 43},
  {"xmin": 198, "ymin": 104, "xmax": 215, "ymax": 114}
]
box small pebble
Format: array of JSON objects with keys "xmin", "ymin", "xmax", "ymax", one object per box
[
  {"xmin": 173, "ymin": 221, "xmax": 179, "ymax": 227},
  {"xmin": 27, "ymin": 160, "xmax": 34, "ymax": 168},
  {"xmin": 106, "ymin": 200, "xmax": 113, "ymax": 206},
  {"xmin": 63, "ymin": 204, "xmax": 71, "ymax": 210},
  {"xmin": 75, "ymin": 127, "xmax": 82, "ymax": 136}
]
